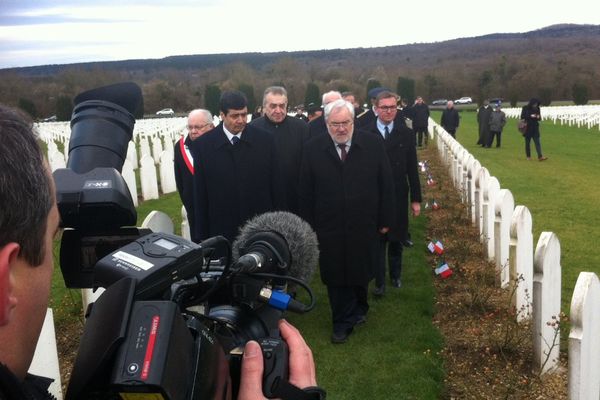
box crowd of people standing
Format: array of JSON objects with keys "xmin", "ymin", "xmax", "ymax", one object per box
[{"xmin": 174, "ymin": 87, "xmax": 424, "ymax": 344}]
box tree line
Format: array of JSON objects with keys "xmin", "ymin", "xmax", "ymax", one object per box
[{"xmin": 1, "ymin": 24, "xmax": 599, "ymax": 120}]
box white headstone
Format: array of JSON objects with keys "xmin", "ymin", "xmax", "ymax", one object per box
[
  {"xmin": 29, "ymin": 309, "xmax": 63, "ymax": 400},
  {"xmin": 181, "ymin": 205, "xmax": 191, "ymax": 240},
  {"xmin": 475, "ymin": 167, "xmax": 490, "ymax": 239},
  {"xmin": 494, "ymin": 189, "xmax": 514, "ymax": 288},
  {"xmin": 151, "ymin": 136, "xmax": 163, "ymax": 165},
  {"xmin": 569, "ymin": 272, "xmax": 600, "ymax": 399},
  {"xmin": 533, "ymin": 231, "xmax": 561, "ymax": 374},
  {"xmin": 142, "ymin": 210, "xmax": 174, "ymax": 234},
  {"xmin": 140, "ymin": 137, "xmax": 152, "ymax": 161},
  {"xmin": 509, "ymin": 206, "xmax": 534, "ymax": 321},
  {"xmin": 140, "ymin": 154, "xmax": 159, "ymax": 200},
  {"xmin": 81, "ymin": 288, "xmax": 105, "ymax": 316},
  {"xmin": 468, "ymin": 159, "xmax": 481, "ymax": 226},
  {"xmin": 163, "ymin": 135, "xmax": 175, "ymax": 155},
  {"xmin": 482, "ymin": 176, "xmax": 500, "ymax": 261},
  {"xmin": 122, "ymin": 159, "xmax": 139, "ymax": 207},
  {"xmin": 127, "ymin": 140, "xmax": 139, "ymax": 170},
  {"xmin": 159, "ymin": 150, "xmax": 177, "ymax": 194},
  {"xmin": 48, "ymin": 148, "xmax": 66, "ymax": 172}
]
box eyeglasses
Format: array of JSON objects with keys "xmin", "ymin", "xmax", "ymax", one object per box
[
  {"xmin": 327, "ymin": 120, "xmax": 354, "ymax": 129},
  {"xmin": 377, "ymin": 105, "xmax": 397, "ymax": 112},
  {"xmin": 187, "ymin": 123, "xmax": 213, "ymax": 131}
]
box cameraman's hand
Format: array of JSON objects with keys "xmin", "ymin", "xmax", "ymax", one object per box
[{"xmin": 238, "ymin": 319, "xmax": 317, "ymax": 400}]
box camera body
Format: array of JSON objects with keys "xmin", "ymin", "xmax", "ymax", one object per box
[{"xmin": 54, "ymin": 83, "xmax": 314, "ymax": 400}]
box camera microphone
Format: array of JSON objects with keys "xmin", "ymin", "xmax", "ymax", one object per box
[{"xmin": 232, "ymin": 211, "xmax": 319, "ymax": 284}]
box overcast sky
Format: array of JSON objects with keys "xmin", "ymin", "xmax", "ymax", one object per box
[{"xmin": 1, "ymin": 0, "xmax": 598, "ymax": 69}]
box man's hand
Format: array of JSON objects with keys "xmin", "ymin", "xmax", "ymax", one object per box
[
  {"xmin": 238, "ymin": 319, "xmax": 317, "ymax": 400},
  {"xmin": 411, "ymin": 202, "xmax": 421, "ymax": 217},
  {"xmin": 379, "ymin": 227, "xmax": 389, "ymax": 234}
]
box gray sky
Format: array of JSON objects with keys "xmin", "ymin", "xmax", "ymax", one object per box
[{"xmin": 1, "ymin": 0, "xmax": 598, "ymax": 69}]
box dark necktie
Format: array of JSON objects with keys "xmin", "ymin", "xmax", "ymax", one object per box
[
  {"xmin": 338, "ymin": 144, "xmax": 347, "ymax": 161},
  {"xmin": 231, "ymin": 136, "xmax": 240, "ymax": 145},
  {"xmin": 384, "ymin": 126, "xmax": 390, "ymax": 140}
]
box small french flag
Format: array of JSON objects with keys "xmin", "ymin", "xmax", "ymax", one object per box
[
  {"xmin": 434, "ymin": 262, "xmax": 453, "ymax": 278},
  {"xmin": 427, "ymin": 240, "xmax": 444, "ymax": 255},
  {"xmin": 432, "ymin": 199, "xmax": 440, "ymax": 210}
]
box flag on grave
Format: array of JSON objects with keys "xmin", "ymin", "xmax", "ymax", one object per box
[
  {"xmin": 435, "ymin": 261, "xmax": 453, "ymax": 278},
  {"xmin": 427, "ymin": 240, "xmax": 444, "ymax": 255}
]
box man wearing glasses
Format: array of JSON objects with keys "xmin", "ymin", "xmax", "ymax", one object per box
[
  {"xmin": 174, "ymin": 109, "xmax": 214, "ymax": 237},
  {"xmin": 299, "ymin": 99, "xmax": 394, "ymax": 344},
  {"xmin": 190, "ymin": 91, "xmax": 285, "ymax": 243},
  {"xmin": 366, "ymin": 91, "xmax": 422, "ymax": 296}
]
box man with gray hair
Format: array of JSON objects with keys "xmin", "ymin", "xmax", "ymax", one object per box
[
  {"xmin": 308, "ymin": 90, "xmax": 342, "ymax": 138},
  {"xmin": 174, "ymin": 108, "xmax": 214, "ymax": 236},
  {"xmin": 250, "ymin": 86, "xmax": 309, "ymax": 214},
  {"xmin": 299, "ymin": 99, "xmax": 394, "ymax": 344}
]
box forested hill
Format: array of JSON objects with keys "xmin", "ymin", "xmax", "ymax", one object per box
[{"xmin": 5, "ymin": 24, "xmax": 600, "ymax": 77}]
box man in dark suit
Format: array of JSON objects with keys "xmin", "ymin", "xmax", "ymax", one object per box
[
  {"xmin": 356, "ymin": 87, "xmax": 388, "ymax": 128},
  {"xmin": 477, "ymin": 99, "xmax": 493, "ymax": 146},
  {"xmin": 307, "ymin": 90, "xmax": 341, "ymax": 138},
  {"xmin": 405, "ymin": 96, "xmax": 430, "ymax": 147},
  {"xmin": 190, "ymin": 90, "xmax": 285, "ymax": 243},
  {"xmin": 250, "ymin": 86, "xmax": 309, "ymax": 214},
  {"xmin": 441, "ymin": 100, "xmax": 460, "ymax": 138},
  {"xmin": 366, "ymin": 90, "xmax": 422, "ymax": 296},
  {"xmin": 299, "ymin": 99, "xmax": 395, "ymax": 344},
  {"xmin": 174, "ymin": 109, "xmax": 214, "ymax": 236}
]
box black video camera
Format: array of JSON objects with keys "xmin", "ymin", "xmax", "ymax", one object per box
[{"xmin": 53, "ymin": 83, "xmax": 319, "ymax": 400}]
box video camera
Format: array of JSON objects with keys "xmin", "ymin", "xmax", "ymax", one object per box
[{"xmin": 52, "ymin": 83, "xmax": 320, "ymax": 400}]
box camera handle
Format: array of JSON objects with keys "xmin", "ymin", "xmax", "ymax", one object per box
[{"xmin": 259, "ymin": 337, "xmax": 326, "ymax": 399}]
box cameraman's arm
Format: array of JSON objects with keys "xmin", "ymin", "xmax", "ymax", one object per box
[{"xmin": 238, "ymin": 320, "xmax": 317, "ymax": 400}]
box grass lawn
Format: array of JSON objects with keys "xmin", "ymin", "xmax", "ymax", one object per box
[{"xmin": 431, "ymin": 109, "xmax": 600, "ymax": 313}]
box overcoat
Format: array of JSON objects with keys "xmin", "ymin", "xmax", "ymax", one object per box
[
  {"xmin": 250, "ymin": 115, "xmax": 309, "ymax": 214},
  {"xmin": 298, "ymin": 130, "xmax": 395, "ymax": 286},
  {"xmin": 174, "ymin": 135, "xmax": 195, "ymax": 228},
  {"xmin": 190, "ymin": 123, "xmax": 285, "ymax": 242},
  {"xmin": 365, "ymin": 118, "xmax": 422, "ymax": 242}
]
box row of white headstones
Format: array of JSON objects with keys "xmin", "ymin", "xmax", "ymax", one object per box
[
  {"xmin": 433, "ymin": 119, "xmax": 598, "ymax": 399},
  {"xmin": 503, "ymin": 104, "xmax": 600, "ymax": 130}
]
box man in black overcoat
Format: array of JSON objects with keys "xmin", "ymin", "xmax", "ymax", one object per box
[
  {"xmin": 405, "ymin": 96, "xmax": 430, "ymax": 147},
  {"xmin": 174, "ymin": 109, "xmax": 214, "ymax": 236},
  {"xmin": 250, "ymin": 86, "xmax": 309, "ymax": 215},
  {"xmin": 299, "ymin": 99, "xmax": 395, "ymax": 344},
  {"xmin": 365, "ymin": 91, "xmax": 422, "ymax": 296},
  {"xmin": 477, "ymin": 99, "xmax": 493, "ymax": 146},
  {"xmin": 190, "ymin": 90, "xmax": 285, "ymax": 243},
  {"xmin": 441, "ymin": 100, "xmax": 460, "ymax": 137},
  {"xmin": 307, "ymin": 90, "xmax": 341, "ymax": 138}
]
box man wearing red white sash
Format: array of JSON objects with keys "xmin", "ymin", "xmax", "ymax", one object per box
[{"xmin": 174, "ymin": 109, "xmax": 214, "ymax": 236}]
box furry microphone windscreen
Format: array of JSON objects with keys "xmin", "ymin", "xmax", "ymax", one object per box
[{"xmin": 232, "ymin": 211, "xmax": 319, "ymax": 284}]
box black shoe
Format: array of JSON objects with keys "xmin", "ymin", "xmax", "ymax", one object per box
[
  {"xmin": 331, "ymin": 329, "xmax": 351, "ymax": 344},
  {"xmin": 403, "ymin": 239, "xmax": 414, "ymax": 248},
  {"xmin": 391, "ymin": 279, "xmax": 402, "ymax": 288},
  {"xmin": 354, "ymin": 315, "xmax": 367, "ymax": 326},
  {"xmin": 373, "ymin": 285, "xmax": 385, "ymax": 297}
]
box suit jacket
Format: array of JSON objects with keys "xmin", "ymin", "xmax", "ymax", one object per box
[
  {"xmin": 190, "ymin": 123, "xmax": 285, "ymax": 242},
  {"xmin": 250, "ymin": 115, "xmax": 309, "ymax": 214},
  {"xmin": 365, "ymin": 118, "xmax": 422, "ymax": 242},
  {"xmin": 356, "ymin": 108, "xmax": 377, "ymax": 128},
  {"xmin": 174, "ymin": 135, "xmax": 195, "ymax": 231},
  {"xmin": 308, "ymin": 114, "xmax": 327, "ymax": 138},
  {"xmin": 299, "ymin": 130, "xmax": 395, "ymax": 286}
]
